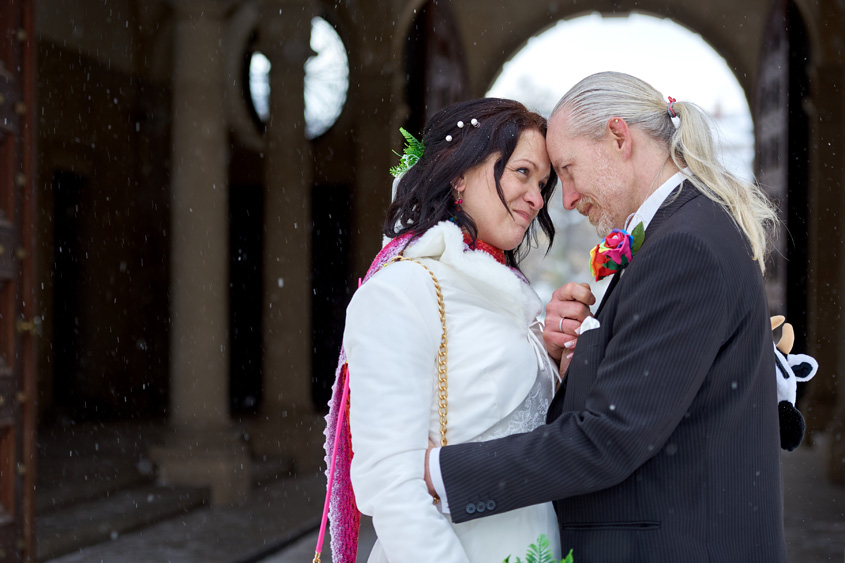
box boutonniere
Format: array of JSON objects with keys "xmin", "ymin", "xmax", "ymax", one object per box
[{"xmin": 589, "ymin": 222, "xmax": 644, "ymax": 282}]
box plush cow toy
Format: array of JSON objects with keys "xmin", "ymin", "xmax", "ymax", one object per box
[{"xmin": 771, "ymin": 315, "xmax": 819, "ymax": 451}]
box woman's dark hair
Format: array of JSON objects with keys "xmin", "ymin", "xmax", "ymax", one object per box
[{"xmin": 384, "ymin": 98, "xmax": 558, "ymax": 268}]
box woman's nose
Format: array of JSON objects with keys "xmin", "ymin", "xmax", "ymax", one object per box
[{"xmin": 526, "ymin": 184, "xmax": 544, "ymax": 209}]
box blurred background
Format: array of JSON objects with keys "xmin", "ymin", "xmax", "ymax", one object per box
[{"xmin": 1, "ymin": 0, "xmax": 843, "ymax": 560}]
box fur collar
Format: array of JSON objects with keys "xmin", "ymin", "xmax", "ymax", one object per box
[{"xmin": 402, "ymin": 221, "xmax": 543, "ymax": 325}]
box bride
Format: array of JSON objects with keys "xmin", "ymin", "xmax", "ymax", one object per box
[{"xmin": 325, "ymin": 98, "xmax": 566, "ymax": 562}]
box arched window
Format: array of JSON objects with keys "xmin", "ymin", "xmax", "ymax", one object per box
[
  {"xmin": 487, "ymin": 13, "xmax": 754, "ymax": 308},
  {"xmin": 248, "ymin": 17, "xmax": 349, "ymax": 140}
]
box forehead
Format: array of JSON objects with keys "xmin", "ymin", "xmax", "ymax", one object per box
[
  {"xmin": 511, "ymin": 128, "xmax": 548, "ymax": 159},
  {"xmin": 547, "ymin": 111, "xmax": 585, "ymax": 163}
]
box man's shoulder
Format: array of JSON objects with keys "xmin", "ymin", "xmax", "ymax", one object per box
[{"xmin": 654, "ymin": 190, "xmax": 747, "ymax": 249}]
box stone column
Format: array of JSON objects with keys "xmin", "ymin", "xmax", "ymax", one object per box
[
  {"xmin": 150, "ymin": 0, "xmax": 251, "ymax": 505},
  {"xmin": 800, "ymin": 0, "xmax": 845, "ymax": 484},
  {"xmin": 349, "ymin": 37, "xmax": 397, "ymax": 275},
  {"xmin": 248, "ymin": 0, "xmax": 323, "ymax": 470},
  {"xmin": 804, "ymin": 56, "xmax": 845, "ymax": 485}
]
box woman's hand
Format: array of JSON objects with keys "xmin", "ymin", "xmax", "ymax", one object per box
[{"xmin": 543, "ymin": 282, "xmax": 595, "ymax": 365}]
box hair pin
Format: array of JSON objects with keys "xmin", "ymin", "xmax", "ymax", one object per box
[{"xmin": 445, "ymin": 118, "xmax": 479, "ymax": 141}]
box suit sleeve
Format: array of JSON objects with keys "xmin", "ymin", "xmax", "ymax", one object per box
[
  {"xmin": 440, "ymin": 231, "xmax": 728, "ymax": 523},
  {"xmin": 345, "ymin": 262, "xmax": 471, "ymax": 562}
]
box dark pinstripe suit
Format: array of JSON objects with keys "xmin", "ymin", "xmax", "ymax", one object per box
[{"xmin": 440, "ymin": 184, "xmax": 787, "ymax": 562}]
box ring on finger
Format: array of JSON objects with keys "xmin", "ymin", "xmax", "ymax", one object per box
[{"xmin": 559, "ymin": 318, "xmax": 563, "ymax": 332}]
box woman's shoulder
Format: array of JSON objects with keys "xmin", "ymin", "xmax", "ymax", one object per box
[
  {"xmin": 349, "ymin": 259, "xmax": 442, "ymax": 324},
  {"xmin": 345, "ymin": 258, "xmax": 443, "ymax": 349}
]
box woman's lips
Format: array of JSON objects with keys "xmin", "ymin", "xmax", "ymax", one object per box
[{"xmin": 513, "ymin": 210, "xmax": 531, "ymax": 224}]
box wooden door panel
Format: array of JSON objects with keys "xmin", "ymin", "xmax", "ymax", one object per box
[{"xmin": 0, "ymin": 0, "xmax": 35, "ymax": 560}]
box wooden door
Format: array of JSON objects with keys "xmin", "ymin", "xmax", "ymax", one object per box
[{"xmin": 0, "ymin": 0, "xmax": 36, "ymax": 560}]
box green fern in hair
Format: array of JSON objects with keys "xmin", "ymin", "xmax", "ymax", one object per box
[
  {"xmin": 503, "ymin": 534, "xmax": 574, "ymax": 563},
  {"xmin": 389, "ymin": 127, "xmax": 425, "ymax": 177}
]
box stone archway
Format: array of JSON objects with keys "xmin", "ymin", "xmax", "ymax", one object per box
[{"xmin": 441, "ymin": 1, "xmax": 769, "ymax": 98}]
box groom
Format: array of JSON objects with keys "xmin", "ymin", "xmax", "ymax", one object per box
[{"xmin": 425, "ymin": 72, "xmax": 786, "ymax": 562}]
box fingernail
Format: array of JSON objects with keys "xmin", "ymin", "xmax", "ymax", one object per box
[
  {"xmin": 563, "ymin": 340, "xmax": 575, "ymax": 349},
  {"xmin": 566, "ymin": 353, "xmax": 574, "ymax": 360}
]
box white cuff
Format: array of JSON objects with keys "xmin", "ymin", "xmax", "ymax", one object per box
[{"xmin": 429, "ymin": 447, "xmax": 450, "ymax": 514}]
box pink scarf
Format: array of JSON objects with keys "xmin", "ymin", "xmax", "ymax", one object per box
[{"xmin": 322, "ymin": 233, "xmax": 414, "ymax": 563}]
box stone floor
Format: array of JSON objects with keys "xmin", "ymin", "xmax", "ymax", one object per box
[
  {"xmin": 264, "ymin": 433, "xmax": 845, "ymax": 563},
  {"xmin": 43, "ymin": 471, "xmax": 325, "ymax": 563},
  {"xmin": 781, "ymin": 433, "xmax": 845, "ymax": 562},
  {"xmin": 38, "ymin": 422, "xmax": 844, "ymax": 563},
  {"xmin": 258, "ymin": 516, "xmax": 376, "ymax": 563}
]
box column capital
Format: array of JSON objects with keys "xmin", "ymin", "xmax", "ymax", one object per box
[
  {"xmin": 258, "ymin": 0, "xmax": 317, "ymax": 10},
  {"xmin": 256, "ymin": 0, "xmax": 317, "ymax": 63}
]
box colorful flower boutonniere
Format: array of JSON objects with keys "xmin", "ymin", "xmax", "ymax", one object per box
[{"xmin": 589, "ymin": 222, "xmax": 645, "ymax": 282}]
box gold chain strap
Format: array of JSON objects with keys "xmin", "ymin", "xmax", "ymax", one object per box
[{"xmin": 385, "ymin": 255, "xmax": 449, "ymax": 446}]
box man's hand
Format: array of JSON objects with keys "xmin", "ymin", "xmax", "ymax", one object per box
[{"xmin": 543, "ymin": 282, "xmax": 595, "ymax": 364}]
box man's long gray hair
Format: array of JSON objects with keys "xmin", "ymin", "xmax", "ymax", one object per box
[{"xmin": 553, "ymin": 71, "xmax": 778, "ymax": 273}]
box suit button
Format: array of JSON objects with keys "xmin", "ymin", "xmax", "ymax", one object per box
[
  {"xmin": 465, "ymin": 503, "xmax": 476, "ymax": 514},
  {"xmin": 476, "ymin": 501, "xmax": 486, "ymax": 513},
  {"xmin": 486, "ymin": 500, "xmax": 496, "ymax": 511}
]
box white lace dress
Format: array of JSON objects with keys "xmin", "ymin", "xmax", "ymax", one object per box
[
  {"xmin": 447, "ymin": 366, "xmax": 561, "ymax": 563},
  {"xmin": 345, "ymin": 222, "xmax": 561, "ymax": 563}
]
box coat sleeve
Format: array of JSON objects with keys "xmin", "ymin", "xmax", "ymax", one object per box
[
  {"xmin": 440, "ymin": 231, "xmax": 730, "ymax": 523},
  {"xmin": 345, "ymin": 261, "xmax": 471, "ymax": 562}
]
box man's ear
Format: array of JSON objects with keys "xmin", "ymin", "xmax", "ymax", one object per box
[{"xmin": 607, "ymin": 117, "xmax": 632, "ymax": 159}]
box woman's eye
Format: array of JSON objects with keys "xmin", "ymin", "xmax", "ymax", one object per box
[{"xmin": 516, "ymin": 167, "xmax": 529, "ymax": 175}]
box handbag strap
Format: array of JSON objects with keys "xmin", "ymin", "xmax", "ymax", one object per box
[
  {"xmin": 313, "ymin": 256, "xmax": 448, "ymax": 563},
  {"xmin": 388, "ymin": 255, "xmax": 449, "ymax": 446}
]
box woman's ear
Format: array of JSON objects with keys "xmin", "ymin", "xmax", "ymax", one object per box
[{"xmin": 452, "ymin": 177, "xmax": 465, "ymax": 193}]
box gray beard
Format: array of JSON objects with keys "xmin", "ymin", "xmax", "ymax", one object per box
[{"xmin": 593, "ymin": 211, "xmax": 616, "ymax": 238}]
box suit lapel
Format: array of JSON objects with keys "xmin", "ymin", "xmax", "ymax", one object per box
[
  {"xmin": 594, "ymin": 271, "xmax": 621, "ymax": 318},
  {"xmin": 548, "ymin": 182, "xmax": 702, "ymax": 422},
  {"xmin": 549, "ymin": 270, "xmax": 619, "ymax": 421},
  {"xmin": 592, "ymin": 183, "xmax": 699, "ymax": 318}
]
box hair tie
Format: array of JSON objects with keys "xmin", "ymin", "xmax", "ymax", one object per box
[{"xmin": 667, "ymin": 96, "xmax": 677, "ymax": 118}]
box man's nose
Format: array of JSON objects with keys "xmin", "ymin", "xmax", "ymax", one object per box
[{"xmin": 560, "ymin": 179, "xmax": 580, "ymax": 211}]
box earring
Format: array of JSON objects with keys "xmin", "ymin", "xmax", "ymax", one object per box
[{"xmin": 453, "ymin": 185, "xmax": 463, "ymax": 211}]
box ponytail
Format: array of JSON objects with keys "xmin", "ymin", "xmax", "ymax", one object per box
[{"xmin": 553, "ymin": 71, "xmax": 778, "ymax": 273}]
